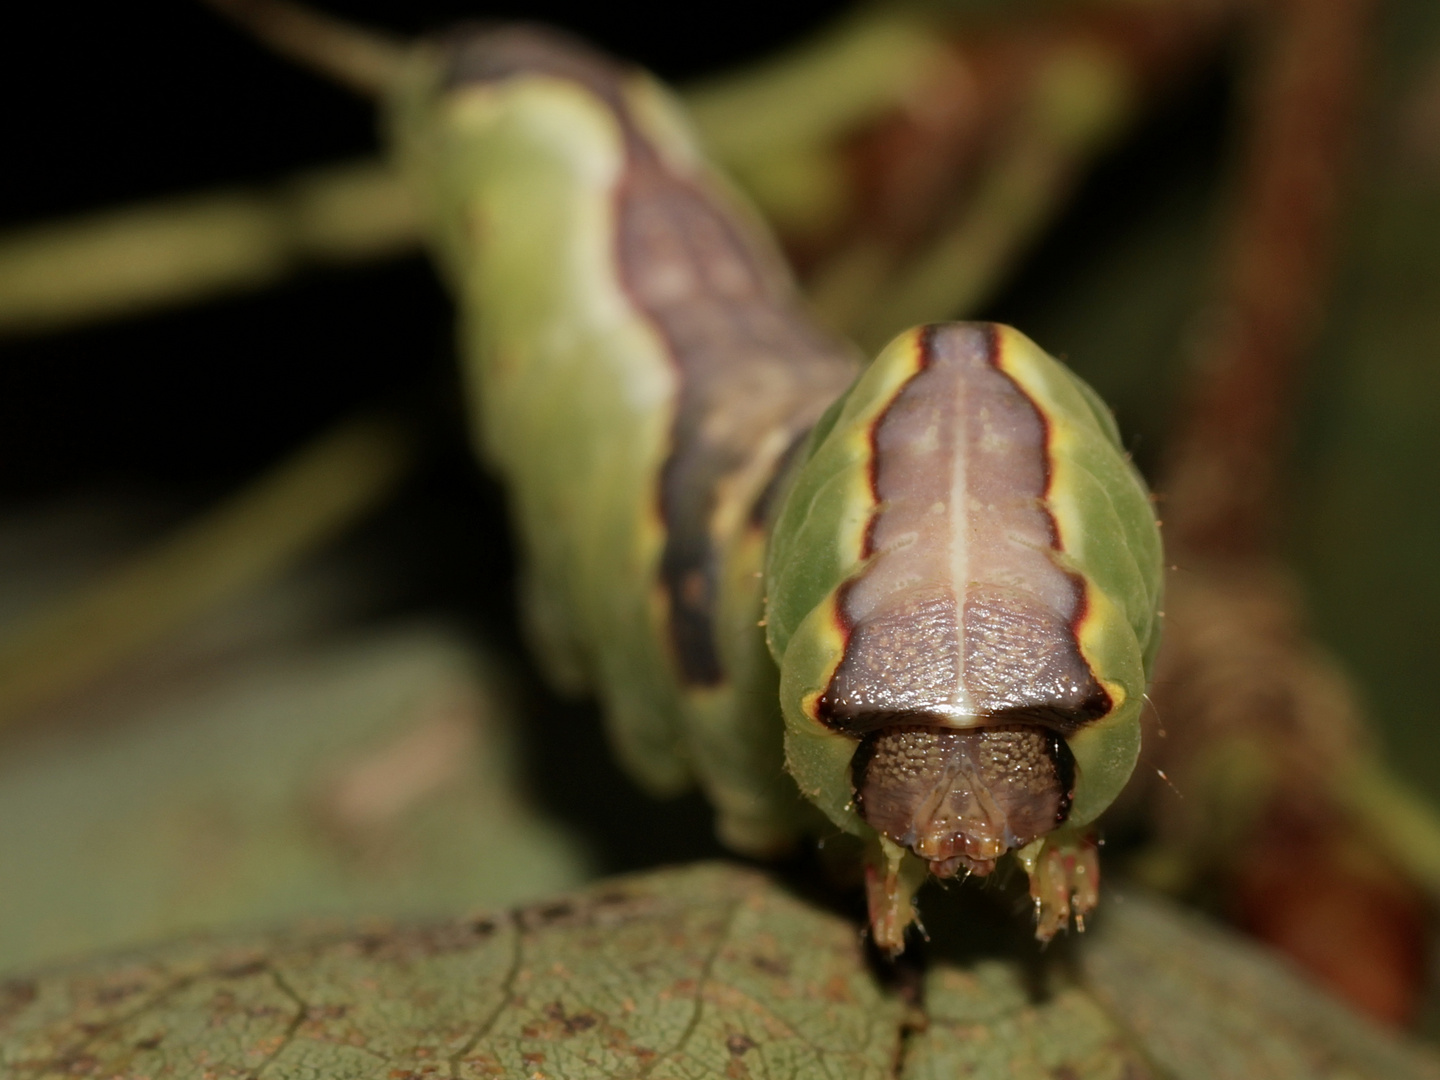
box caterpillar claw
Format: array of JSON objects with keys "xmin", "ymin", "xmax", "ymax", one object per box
[
  {"xmin": 1017, "ymin": 833, "xmax": 1101, "ymax": 942},
  {"xmin": 864, "ymin": 837, "xmax": 928, "ymax": 956}
]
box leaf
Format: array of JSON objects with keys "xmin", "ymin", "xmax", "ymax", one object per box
[
  {"xmin": 0, "ymin": 863, "xmax": 905, "ymax": 1080},
  {"xmin": 5, "ymin": 866, "xmax": 1438, "ymax": 1080},
  {"xmin": 903, "ymin": 961, "xmax": 1151, "ymax": 1080},
  {"xmin": 1080, "ymin": 890, "xmax": 1440, "ymax": 1080}
]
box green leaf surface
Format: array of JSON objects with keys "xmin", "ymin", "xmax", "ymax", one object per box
[
  {"xmin": 904, "ymin": 961, "xmax": 1150, "ymax": 1080},
  {"xmin": 0, "ymin": 864, "xmax": 905, "ymax": 1080},
  {"xmin": 5, "ymin": 866, "xmax": 1438, "ymax": 1080},
  {"xmin": 1081, "ymin": 890, "xmax": 1440, "ymax": 1080}
]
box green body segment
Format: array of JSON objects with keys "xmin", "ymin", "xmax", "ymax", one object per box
[
  {"xmin": 388, "ymin": 50, "xmax": 690, "ymax": 795},
  {"xmin": 382, "ymin": 30, "xmax": 855, "ymax": 853},
  {"xmin": 766, "ymin": 324, "xmax": 1164, "ymax": 841}
]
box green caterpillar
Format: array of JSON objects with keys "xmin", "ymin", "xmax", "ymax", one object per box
[{"xmin": 345, "ymin": 19, "xmax": 1161, "ymax": 949}]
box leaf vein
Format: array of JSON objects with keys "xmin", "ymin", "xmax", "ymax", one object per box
[
  {"xmin": 447, "ymin": 911, "xmax": 523, "ymax": 1078},
  {"xmin": 251, "ymin": 966, "xmax": 309, "ymax": 1079},
  {"xmin": 637, "ymin": 899, "xmax": 744, "ymax": 1079}
]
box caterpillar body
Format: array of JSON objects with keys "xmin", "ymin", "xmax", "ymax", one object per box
[{"xmin": 366, "ymin": 20, "xmax": 1161, "ymax": 949}]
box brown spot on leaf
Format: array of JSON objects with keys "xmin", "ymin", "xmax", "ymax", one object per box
[
  {"xmin": 93, "ymin": 980, "xmax": 149, "ymax": 1004},
  {"xmin": 536, "ymin": 902, "xmax": 574, "ymax": 923},
  {"xmin": 216, "ymin": 959, "xmax": 267, "ymax": 980},
  {"xmin": 517, "ymin": 888, "xmax": 660, "ymax": 934},
  {"xmin": 356, "ymin": 932, "xmax": 389, "ymax": 956},
  {"xmin": 522, "ymin": 1002, "xmax": 604, "ymax": 1041},
  {"xmin": 750, "ymin": 955, "xmax": 790, "ymax": 978},
  {"xmin": 353, "ymin": 921, "xmax": 491, "ymax": 961},
  {"xmin": 541, "ymin": 1001, "xmax": 599, "ymax": 1035},
  {"xmin": 598, "ymin": 1022, "xmax": 659, "ymax": 1065},
  {"xmin": 518, "ymin": 899, "xmax": 593, "ymax": 932},
  {"xmin": 459, "ymin": 1052, "xmax": 506, "ymax": 1077},
  {"xmin": 0, "ymin": 979, "xmax": 37, "ymax": 1022},
  {"xmin": 820, "ymin": 974, "xmax": 854, "ymax": 1003},
  {"xmin": 726, "ymin": 1033, "xmax": 757, "ymax": 1056}
]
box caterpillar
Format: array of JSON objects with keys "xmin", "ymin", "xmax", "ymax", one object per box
[{"xmin": 220, "ymin": 3, "xmax": 1164, "ymax": 951}]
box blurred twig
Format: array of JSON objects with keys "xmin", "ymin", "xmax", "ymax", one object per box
[
  {"xmin": 203, "ymin": 0, "xmax": 406, "ymax": 96},
  {"xmin": 0, "ymin": 160, "xmax": 418, "ymax": 337},
  {"xmin": 1160, "ymin": 0, "xmax": 1375, "ymax": 556},
  {"xmin": 0, "ymin": 414, "xmax": 415, "ymax": 733}
]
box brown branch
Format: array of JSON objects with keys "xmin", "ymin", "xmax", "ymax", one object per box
[{"xmin": 1160, "ymin": 0, "xmax": 1377, "ymax": 558}]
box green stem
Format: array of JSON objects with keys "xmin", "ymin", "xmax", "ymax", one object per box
[{"xmin": 0, "ymin": 160, "xmax": 418, "ymax": 336}]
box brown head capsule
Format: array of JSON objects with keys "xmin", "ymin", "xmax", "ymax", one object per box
[{"xmin": 852, "ymin": 725, "xmax": 1075, "ymax": 876}]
